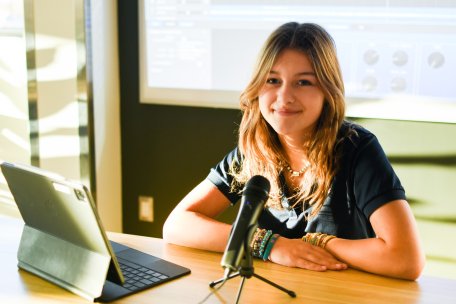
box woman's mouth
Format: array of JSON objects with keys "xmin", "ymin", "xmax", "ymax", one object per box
[{"xmin": 274, "ymin": 108, "xmax": 301, "ymax": 116}]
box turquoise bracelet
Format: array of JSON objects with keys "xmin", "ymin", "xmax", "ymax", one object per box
[
  {"xmin": 251, "ymin": 228, "xmax": 268, "ymax": 258},
  {"xmin": 262, "ymin": 234, "xmax": 279, "ymax": 261},
  {"xmin": 258, "ymin": 229, "xmax": 273, "ymax": 257}
]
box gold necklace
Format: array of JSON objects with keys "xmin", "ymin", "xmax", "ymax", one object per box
[{"xmin": 285, "ymin": 161, "xmax": 310, "ymax": 177}]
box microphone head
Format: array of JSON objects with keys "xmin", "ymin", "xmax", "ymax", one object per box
[{"xmin": 243, "ymin": 175, "xmax": 270, "ymax": 200}]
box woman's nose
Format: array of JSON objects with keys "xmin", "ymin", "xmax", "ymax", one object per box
[{"xmin": 276, "ymin": 83, "xmax": 295, "ymax": 104}]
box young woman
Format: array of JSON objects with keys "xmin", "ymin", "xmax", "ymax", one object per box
[{"xmin": 163, "ymin": 22, "xmax": 425, "ymax": 280}]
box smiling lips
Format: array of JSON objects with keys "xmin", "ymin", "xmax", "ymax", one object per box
[{"xmin": 273, "ymin": 108, "xmax": 302, "ymax": 116}]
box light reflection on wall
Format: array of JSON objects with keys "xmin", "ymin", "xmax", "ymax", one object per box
[
  {"xmin": 0, "ymin": 32, "xmax": 29, "ymax": 212},
  {"xmin": 1, "ymin": 0, "xmax": 92, "ymax": 216},
  {"xmin": 25, "ymin": 0, "xmax": 90, "ymax": 183}
]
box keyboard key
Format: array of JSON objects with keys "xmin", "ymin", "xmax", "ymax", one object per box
[
  {"xmin": 133, "ymin": 282, "xmax": 146, "ymax": 288},
  {"xmin": 140, "ymin": 279, "xmax": 154, "ymax": 285},
  {"xmin": 117, "ymin": 259, "xmax": 168, "ymax": 291}
]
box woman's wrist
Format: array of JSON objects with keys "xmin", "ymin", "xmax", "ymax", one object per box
[
  {"xmin": 250, "ymin": 228, "xmax": 280, "ymax": 261},
  {"xmin": 302, "ymin": 232, "xmax": 337, "ymax": 249}
]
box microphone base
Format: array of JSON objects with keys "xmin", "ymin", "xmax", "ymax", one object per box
[
  {"xmin": 209, "ymin": 268, "xmax": 296, "ymax": 303},
  {"xmin": 212, "ymin": 228, "xmax": 295, "ymax": 302}
]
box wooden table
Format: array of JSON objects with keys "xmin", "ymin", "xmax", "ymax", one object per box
[{"xmin": 1, "ymin": 215, "xmax": 455, "ymax": 303}]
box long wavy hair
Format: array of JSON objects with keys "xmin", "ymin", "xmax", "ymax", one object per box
[{"xmin": 230, "ymin": 22, "xmax": 346, "ymax": 216}]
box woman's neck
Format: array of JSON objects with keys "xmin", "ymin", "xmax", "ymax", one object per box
[{"xmin": 279, "ymin": 134, "xmax": 311, "ymax": 170}]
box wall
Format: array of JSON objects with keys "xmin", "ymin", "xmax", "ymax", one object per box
[
  {"xmin": 350, "ymin": 118, "xmax": 456, "ymax": 278},
  {"xmin": 91, "ymin": 0, "xmax": 122, "ymax": 232},
  {"xmin": 119, "ymin": 1, "xmax": 242, "ymax": 238}
]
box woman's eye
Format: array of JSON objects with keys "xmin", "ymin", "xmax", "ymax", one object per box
[
  {"xmin": 298, "ymin": 79, "xmax": 313, "ymax": 86},
  {"xmin": 266, "ymin": 78, "xmax": 280, "ymax": 85}
]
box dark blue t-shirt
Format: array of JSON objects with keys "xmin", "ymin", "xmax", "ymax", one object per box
[{"xmin": 207, "ymin": 122, "xmax": 406, "ymax": 240}]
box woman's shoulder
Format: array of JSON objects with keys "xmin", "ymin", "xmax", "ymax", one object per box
[
  {"xmin": 337, "ymin": 120, "xmax": 386, "ymax": 164},
  {"xmin": 209, "ymin": 146, "xmax": 243, "ymax": 177},
  {"xmin": 339, "ymin": 120, "xmax": 377, "ymax": 147},
  {"xmin": 224, "ymin": 146, "xmax": 243, "ymax": 165}
]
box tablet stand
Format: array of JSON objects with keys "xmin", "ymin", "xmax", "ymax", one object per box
[
  {"xmin": 209, "ymin": 240, "xmax": 296, "ymax": 303},
  {"xmin": 17, "ymin": 225, "xmax": 110, "ymax": 301}
]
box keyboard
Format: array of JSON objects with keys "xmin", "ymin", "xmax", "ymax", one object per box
[{"xmin": 117, "ymin": 258, "xmax": 169, "ymax": 291}]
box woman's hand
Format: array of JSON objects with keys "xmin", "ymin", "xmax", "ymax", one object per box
[{"xmin": 268, "ymin": 236, "xmax": 347, "ymax": 271}]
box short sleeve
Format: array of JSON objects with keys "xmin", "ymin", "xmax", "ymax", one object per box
[
  {"xmin": 206, "ymin": 147, "xmax": 242, "ymax": 204},
  {"xmin": 351, "ymin": 134, "xmax": 406, "ymax": 219}
]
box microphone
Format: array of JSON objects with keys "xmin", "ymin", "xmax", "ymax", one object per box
[{"xmin": 221, "ymin": 175, "xmax": 270, "ymax": 278}]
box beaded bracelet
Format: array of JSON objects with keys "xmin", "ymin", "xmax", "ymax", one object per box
[
  {"xmin": 251, "ymin": 228, "xmax": 268, "ymax": 258},
  {"xmin": 258, "ymin": 229, "xmax": 273, "ymax": 258},
  {"xmin": 262, "ymin": 233, "xmax": 279, "ymax": 261},
  {"xmin": 250, "ymin": 228, "xmax": 280, "ymax": 259}
]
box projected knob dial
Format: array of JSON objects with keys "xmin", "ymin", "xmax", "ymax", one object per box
[
  {"xmin": 392, "ymin": 50, "xmax": 408, "ymax": 66},
  {"xmin": 428, "ymin": 52, "xmax": 445, "ymax": 69},
  {"xmin": 391, "ymin": 77, "xmax": 407, "ymax": 93},
  {"xmin": 364, "ymin": 49, "xmax": 380, "ymax": 65},
  {"xmin": 362, "ymin": 76, "xmax": 378, "ymax": 92}
]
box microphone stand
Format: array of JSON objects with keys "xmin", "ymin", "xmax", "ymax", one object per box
[{"xmin": 209, "ymin": 238, "xmax": 296, "ymax": 303}]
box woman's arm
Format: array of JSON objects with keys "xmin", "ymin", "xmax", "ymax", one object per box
[
  {"xmin": 269, "ymin": 237, "xmax": 348, "ymax": 271},
  {"xmin": 165, "ymin": 179, "xmax": 349, "ymax": 271},
  {"xmin": 325, "ymin": 199, "xmax": 425, "ymax": 280},
  {"xmin": 163, "ymin": 179, "xmax": 232, "ymax": 252}
]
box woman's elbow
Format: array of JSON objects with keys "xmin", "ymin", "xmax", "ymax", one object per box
[
  {"xmin": 162, "ymin": 214, "xmax": 178, "ymax": 244},
  {"xmin": 162, "ymin": 219, "xmax": 171, "ymax": 243},
  {"xmin": 396, "ymin": 251, "xmax": 426, "ymax": 281}
]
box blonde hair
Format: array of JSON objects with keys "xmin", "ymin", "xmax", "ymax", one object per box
[{"xmin": 231, "ymin": 22, "xmax": 346, "ymax": 216}]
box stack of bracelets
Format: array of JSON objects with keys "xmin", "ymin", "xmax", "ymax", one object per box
[
  {"xmin": 301, "ymin": 232, "xmax": 336, "ymax": 248},
  {"xmin": 250, "ymin": 228, "xmax": 280, "ymax": 261},
  {"xmin": 250, "ymin": 229, "xmax": 337, "ymax": 261}
]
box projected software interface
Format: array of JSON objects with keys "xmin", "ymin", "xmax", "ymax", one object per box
[{"xmin": 141, "ymin": 0, "xmax": 456, "ymax": 114}]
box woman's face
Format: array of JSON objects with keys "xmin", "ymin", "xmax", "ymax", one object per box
[{"xmin": 258, "ymin": 48, "xmax": 325, "ymax": 142}]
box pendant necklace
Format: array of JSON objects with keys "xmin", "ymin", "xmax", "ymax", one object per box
[{"xmin": 285, "ymin": 161, "xmax": 310, "ymax": 177}]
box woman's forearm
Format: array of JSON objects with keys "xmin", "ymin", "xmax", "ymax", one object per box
[
  {"xmin": 163, "ymin": 180, "xmax": 233, "ymax": 252},
  {"xmin": 325, "ymin": 237, "xmax": 425, "ymax": 280},
  {"xmin": 163, "ymin": 210, "xmax": 231, "ymax": 252}
]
